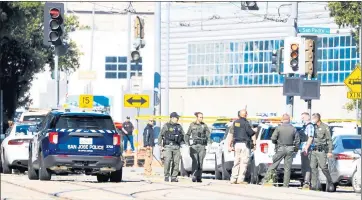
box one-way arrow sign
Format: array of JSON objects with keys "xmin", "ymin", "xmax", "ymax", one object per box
[{"xmin": 124, "ymin": 94, "xmax": 150, "ymax": 108}]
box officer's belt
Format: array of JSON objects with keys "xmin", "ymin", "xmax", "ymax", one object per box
[
  {"xmin": 312, "ymin": 145, "xmax": 326, "ymax": 152},
  {"xmin": 278, "ymin": 144, "xmax": 294, "ymax": 146},
  {"xmin": 166, "ymin": 142, "xmax": 179, "ymax": 146}
]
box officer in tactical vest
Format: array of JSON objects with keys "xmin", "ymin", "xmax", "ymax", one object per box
[
  {"xmin": 303, "ymin": 113, "xmax": 334, "ymax": 192},
  {"xmin": 228, "ymin": 109, "xmax": 256, "ymax": 184},
  {"xmin": 158, "ymin": 112, "xmax": 185, "ymax": 182},
  {"xmin": 262, "ymin": 114, "xmax": 300, "ymax": 187},
  {"xmin": 185, "ymin": 112, "xmax": 211, "ymax": 183},
  {"xmin": 300, "ymin": 112, "xmax": 315, "ymax": 189}
]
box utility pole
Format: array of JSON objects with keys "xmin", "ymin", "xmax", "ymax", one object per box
[
  {"xmin": 154, "ymin": 2, "xmax": 161, "ymax": 121},
  {"xmin": 359, "ymin": 3, "xmax": 362, "ymax": 134},
  {"xmin": 162, "ymin": 2, "xmax": 170, "ymax": 117},
  {"xmin": 286, "ymin": 2, "xmax": 298, "ymax": 118},
  {"xmin": 55, "ymin": 53, "xmax": 60, "ymax": 108},
  {"xmin": 126, "ymin": 9, "xmax": 132, "ymax": 91},
  {"xmin": 0, "ymin": 72, "xmax": 3, "ymax": 135},
  {"xmin": 88, "ymin": 3, "xmax": 95, "ymax": 95}
]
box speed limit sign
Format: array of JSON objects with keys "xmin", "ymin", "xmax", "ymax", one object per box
[{"xmin": 79, "ymin": 95, "xmax": 93, "ymax": 108}]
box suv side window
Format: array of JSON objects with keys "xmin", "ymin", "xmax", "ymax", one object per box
[{"xmin": 38, "ymin": 114, "xmax": 50, "ymax": 131}]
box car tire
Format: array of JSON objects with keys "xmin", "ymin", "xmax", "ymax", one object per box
[
  {"xmin": 221, "ymin": 153, "xmax": 230, "ymax": 180},
  {"xmin": 28, "ymin": 150, "xmax": 39, "ymax": 180},
  {"xmin": 110, "ymin": 168, "xmax": 123, "ymax": 183},
  {"xmin": 97, "ymin": 174, "xmax": 110, "ymax": 182},
  {"xmin": 2, "ymin": 151, "xmax": 12, "ymax": 174},
  {"xmin": 352, "ymin": 170, "xmax": 361, "ymax": 193},
  {"xmin": 249, "ymin": 159, "xmax": 259, "ymax": 184},
  {"xmin": 38, "ymin": 151, "xmax": 51, "ymax": 181},
  {"xmin": 214, "ymin": 154, "xmax": 222, "ymax": 180},
  {"xmin": 180, "ymin": 159, "xmax": 190, "ymax": 177}
]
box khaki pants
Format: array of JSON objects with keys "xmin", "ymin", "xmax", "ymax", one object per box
[
  {"xmin": 144, "ymin": 147, "xmax": 153, "ymax": 175},
  {"xmin": 231, "ymin": 143, "xmax": 250, "ymax": 183}
]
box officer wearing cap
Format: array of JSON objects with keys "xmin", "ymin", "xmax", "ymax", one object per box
[
  {"xmin": 158, "ymin": 112, "xmax": 185, "ymax": 182},
  {"xmin": 262, "ymin": 113, "xmax": 300, "ymax": 187},
  {"xmin": 185, "ymin": 112, "xmax": 211, "ymax": 183},
  {"xmin": 122, "ymin": 116, "xmax": 135, "ymax": 153},
  {"xmin": 304, "ymin": 113, "xmax": 334, "ymax": 192}
]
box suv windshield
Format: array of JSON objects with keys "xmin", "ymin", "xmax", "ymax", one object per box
[
  {"xmin": 14, "ymin": 125, "xmax": 37, "ymax": 136},
  {"xmin": 55, "ymin": 115, "xmax": 115, "ymax": 130},
  {"xmin": 210, "ymin": 132, "xmax": 224, "ymax": 143},
  {"xmin": 260, "ymin": 127, "xmax": 302, "ymax": 140},
  {"xmin": 23, "ymin": 115, "xmax": 46, "ymax": 122}
]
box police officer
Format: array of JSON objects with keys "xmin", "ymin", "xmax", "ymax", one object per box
[
  {"xmin": 303, "ymin": 113, "xmax": 334, "ymax": 191},
  {"xmin": 300, "ymin": 112, "xmax": 315, "ymax": 189},
  {"xmin": 262, "ymin": 114, "xmax": 300, "ymax": 187},
  {"xmin": 228, "ymin": 109, "xmax": 256, "ymax": 184},
  {"xmin": 143, "ymin": 117, "xmax": 155, "ymax": 176},
  {"xmin": 185, "ymin": 112, "xmax": 211, "ymax": 183},
  {"xmin": 158, "ymin": 112, "xmax": 185, "ymax": 182},
  {"xmin": 122, "ymin": 116, "xmax": 135, "ymax": 152}
]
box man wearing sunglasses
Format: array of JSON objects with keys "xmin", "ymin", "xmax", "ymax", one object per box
[{"xmin": 143, "ymin": 117, "xmax": 155, "ymax": 176}]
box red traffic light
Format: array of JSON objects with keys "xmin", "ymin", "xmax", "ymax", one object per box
[{"xmin": 50, "ymin": 8, "xmax": 60, "ymax": 18}]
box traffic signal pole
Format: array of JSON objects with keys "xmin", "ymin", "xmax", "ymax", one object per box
[
  {"xmin": 126, "ymin": 11, "xmax": 132, "ymax": 91},
  {"xmin": 54, "ymin": 53, "xmax": 60, "ymax": 108},
  {"xmin": 286, "ymin": 2, "xmax": 298, "ymax": 118}
]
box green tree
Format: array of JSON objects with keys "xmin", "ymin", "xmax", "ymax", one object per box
[
  {"xmin": 328, "ymin": 2, "xmax": 361, "ymax": 114},
  {"xmin": 0, "ymin": 2, "xmax": 82, "ymax": 121}
]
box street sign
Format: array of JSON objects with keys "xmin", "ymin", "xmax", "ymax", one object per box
[
  {"xmin": 124, "ymin": 94, "xmax": 149, "ymax": 108},
  {"xmin": 298, "ymin": 27, "xmax": 330, "ymax": 34},
  {"xmin": 344, "ymin": 67, "xmax": 361, "ymax": 93},
  {"xmin": 78, "ymin": 70, "xmax": 97, "ymax": 80},
  {"xmin": 347, "ymin": 92, "xmax": 361, "ymax": 99},
  {"xmin": 131, "ymin": 76, "xmax": 143, "ymax": 94},
  {"xmin": 79, "ymin": 95, "xmax": 93, "ymax": 108}
]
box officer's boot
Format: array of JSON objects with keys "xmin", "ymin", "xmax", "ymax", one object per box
[
  {"xmin": 196, "ymin": 177, "xmax": 202, "ymax": 183},
  {"xmin": 164, "ymin": 176, "xmax": 170, "ymax": 182},
  {"xmin": 192, "ymin": 176, "xmax": 197, "ymax": 182},
  {"xmin": 171, "ymin": 177, "xmax": 178, "ymax": 182},
  {"xmin": 302, "ymin": 182, "xmax": 310, "ymax": 190}
]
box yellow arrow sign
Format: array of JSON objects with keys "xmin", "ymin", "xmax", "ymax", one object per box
[
  {"xmin": 347, "ymin": 92, "xmax": 361, "ymax": 100},
  {"xmin": 344, "ymin": 67, "xmax": 361, "ymax": 93},
  {"xmin": 124, "ymin": 94, "xmax": 149, "ymax": 108},
  {"xmin": 79, "ymin": 95, "xmax": 94, "ymax": 108}
]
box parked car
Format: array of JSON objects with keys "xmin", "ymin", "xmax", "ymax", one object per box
[
  {"xmin": 318, "ymin": 130, "xmax": 361, "ymax": 191},
  {"xmin": 1, "ymin": 122, "xmax": 38, "ymax": 174},
  {"xmin": 19, "ymin": 108, "xmax": 49, "ymax": 122}
]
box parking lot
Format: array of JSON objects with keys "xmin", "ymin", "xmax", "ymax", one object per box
[{"xmin": 1, "ymin": 167, "xmax": 360, "ymax": 200}]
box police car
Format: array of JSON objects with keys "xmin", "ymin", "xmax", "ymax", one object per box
[{"xmin": 27, "ymin": 110, "xmax": 123, "ymax": 182}]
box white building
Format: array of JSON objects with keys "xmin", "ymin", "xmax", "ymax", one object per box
[{"xmin": 29, "ymin": 2, "xmax": 360, "ymax": 121}]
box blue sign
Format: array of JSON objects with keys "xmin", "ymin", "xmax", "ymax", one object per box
[{"xmin": 298, "ymin": 27, "xmax": 330, "ymax": 34}]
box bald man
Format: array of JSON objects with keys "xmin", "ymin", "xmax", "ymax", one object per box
[
  {"xmin": 228, "ymin": 109, "xmax": 256, "ymax": 184},
  {"xmin": 261, "ymin": 114, "xmax": 300, "ymax": 187}
]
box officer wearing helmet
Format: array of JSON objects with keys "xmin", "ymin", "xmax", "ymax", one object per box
[{"xmin": 158, "ymin": 112, "xmax": 185, "ymax": 182}]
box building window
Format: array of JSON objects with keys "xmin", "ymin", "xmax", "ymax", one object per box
[
  {"xmin": 104, "ymin": 56, "xmax": 143, "ymax": 79},
  {"xmin": 187, "ymin": 35, "xmax": 359, "ymax": 87}
]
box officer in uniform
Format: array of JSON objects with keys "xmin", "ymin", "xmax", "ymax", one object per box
[
  {"xmin": 158, "ymin": 112, "xmax": 185, "ymax": 182},
  {"xmin": 185, "ymin": 112, "xmax": 211, "ymax": 183},
  {"xmin": 300, "ymin": 112, "xmax": 315, "ymax": 189},
  {"xmin": 262, "ymin": 114, "xmax": 300, "ymax": 187},
  {"xmin": 228, "ymin": 109, "xmax": 256, "ymax": 184},
  {"xmin": 303, "ymin": 113, "xmax": 334, "ymax": 192}
]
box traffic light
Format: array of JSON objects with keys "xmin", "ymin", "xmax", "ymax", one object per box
[
  {"xmin": 283, "ymin": 37, "xmax": 305, "ymax": 75},
  {"xmin": 131, "ymin": 51, "xmax": 141, "ymax": 64},
  {"xmin": 305, "ymin": 39, "xmax": 317, "ymax": 78},
  {"xmin": 241, "ymin": 1, "xmax": 259, "ymax": 10},
  {"xmin": 271, "ymin": 49, "xmax": 283, "ymax": 73},
  {"xmin": 44, "ymin": 3, "xmax": 64, "ymax": 46}
]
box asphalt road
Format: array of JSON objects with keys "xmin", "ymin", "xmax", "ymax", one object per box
[{"xmin": 1, "ymin": 167, "xmax": 360, "ymax": 200}]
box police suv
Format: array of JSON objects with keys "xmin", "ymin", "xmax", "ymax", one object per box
[{"xmin": 28, "ymin": 110, "xmax": 123, "ymax": 182}]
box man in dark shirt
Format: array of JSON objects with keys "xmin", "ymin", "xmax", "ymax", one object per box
[
  {"xmin": 228, "ymin": 109, "xmax": 256, "ymax": 184},
  {"xmin": 143, "ymin": 117, "xmax": 155, "ymax": 176},
  {"xmin": 122, "ymin": 116, "xmax": 135, "ymax": 152}
]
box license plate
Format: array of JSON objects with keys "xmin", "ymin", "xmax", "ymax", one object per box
[{"xmin": 79, "ymin": 138, "xmax": 93, "ymax": 145}]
